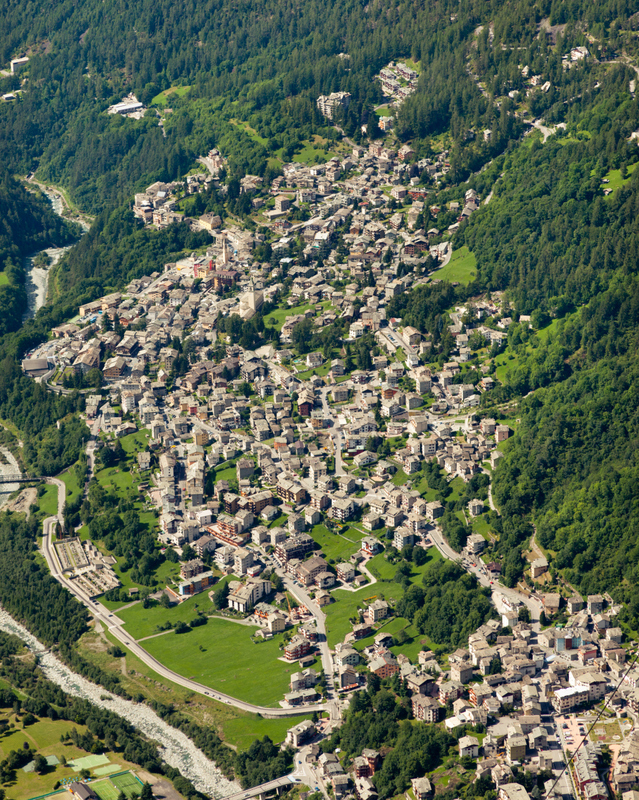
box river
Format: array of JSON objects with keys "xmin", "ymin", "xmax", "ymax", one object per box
[
  {"xmin": 22, "ymin": 186, "xmax": 89, "ymax": 323},
  {"xmin": 23, "ymin": 245, "xmax": 73, "ymax": 322},
  {"xmin": 0, "ymin": 609, "xmax": 240, "ymax": 798}
]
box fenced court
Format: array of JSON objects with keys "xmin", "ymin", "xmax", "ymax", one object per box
[
  {"xmin": 94, "ymin": 764, "xmax": 122, "ymax": 776},
  {"xmin": 110, "ymin": 771, "xmax": 144, "ymax": 797},
  {"xmin": 92, "ymin": 781, "xmax": 120, "ymax": 800}
]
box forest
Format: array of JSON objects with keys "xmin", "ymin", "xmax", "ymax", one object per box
[
  {"xmin": 395, "ymin": 561, "xmax": 495, "ymax": 649},
  {"xmin": 1, "ymin": 0, "xmax": 638, "ymax": 212},
  {"xmin": 322, "ymin": 682, "xmax": 460, "ymax": 799}
]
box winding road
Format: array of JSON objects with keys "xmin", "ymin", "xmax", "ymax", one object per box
[{"xmin": 39, "ymin": 467, "xmax": 334, "ymax": 719}]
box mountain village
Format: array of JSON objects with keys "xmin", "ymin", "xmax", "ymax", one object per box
[{"xmin": 17, "ymin": 132, "xmax": 639, "ymax": 800}]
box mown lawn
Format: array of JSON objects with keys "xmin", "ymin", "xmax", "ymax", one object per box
[
  {"xmin": 222, "ymin": 713, "xmax": 314, "ymax": 750},
  {"xmin": 310, "ymin": 524, "xmax": 361, "ymax": 563},
  {"xmin": 118, "ymin": 576, "xmax": 237, "ymax": 639},
  {"xmin": 119, "ymin": 594, "xmax": 213, "ymax": 640},
  {"xmin": 119, "ymin": 429, "xmax": 150, "ymax": 455},
  {"xmin": 143, "ymin": 618, "xmax": 317, "ymax": 706},
  {"xmin": 430, "ymin": 246, "xmax": 477, "ymax": 284}
]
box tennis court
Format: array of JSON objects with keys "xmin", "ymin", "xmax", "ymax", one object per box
[
  {"xmin": 111, "ymin": 772, "xmax": 144, "ymax": 797},
  {"xmin": 92, "ymin": 781, "xmax": 120, "ymax": 800}
]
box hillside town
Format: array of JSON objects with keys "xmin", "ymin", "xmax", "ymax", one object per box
[{"xmin": 19, "ymin": 136, "xmax": 636, "ymax": 800}]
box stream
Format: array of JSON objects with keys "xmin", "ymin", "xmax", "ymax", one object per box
[
  {"xmin": 0, "ymin": 609, "xmax": 240, "ymax": 798},
  {"xmin": 22, "ymin": 187, "xmax": 89, "ymax": 323}
]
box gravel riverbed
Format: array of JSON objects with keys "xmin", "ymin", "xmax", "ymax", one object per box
[
  {"xmin": 0, "ymin": 610, "xmax": 240, "ymax": 798},
  {"xmin": 0, "ymin": 448, "xmax": 21, "ymax": 509}
]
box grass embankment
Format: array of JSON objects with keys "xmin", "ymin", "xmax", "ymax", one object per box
[{"xmin": 430, "ymin": 246, "xmax": 477, "ymax": 284}]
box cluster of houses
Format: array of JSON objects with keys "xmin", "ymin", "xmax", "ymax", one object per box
[
  {"xmin": 376, "ymin": 61, "xmax": 419, "ymax": 107},
  {"xmin": 293, "ymin": 588, "xmax": 635, "ymax": 800}
]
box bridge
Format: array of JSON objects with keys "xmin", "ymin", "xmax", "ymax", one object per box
[
  {"xmin": 0, "ymin": 475, "xmax": 45, "ymax": 484},
  {"xmin": 223, "ymin": 775, "xmax": 299, "ymax": 800}
]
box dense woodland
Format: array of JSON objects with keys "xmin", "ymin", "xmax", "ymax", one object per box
[
  {"xmin": 396, "ymin": 561, "xmax": 495, "ymax": 649},
  {"xmin": 2, "ymin": 0, "xmax": 639, "ymax": 209}
]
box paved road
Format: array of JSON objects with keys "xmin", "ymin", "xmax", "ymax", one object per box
[
  {"xmin": 319, "ymin": 386, "xmax": 345, "ymax": 475},
  {"xmin": 40, "ymin": 479, "xmax": 333, "ymax": 719},
  {"xmin": 429, "ymin": 525, "xmax": 542, "ymax": 628}
]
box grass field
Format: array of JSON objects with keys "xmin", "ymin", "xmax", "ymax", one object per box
[
  {"xmin": 229, "ymin": 119, "xmax": 269, "ymax": 146},
  {"xmin": 94, "ymin": 467, "xmax": 136, "ymax": 496},
  {"xmin": 78, "ymin": 627, "xmax": 296, "ymax": 751},
  {"xmin": 142, "ymin": 617, "xmax": 316, "ymax": 706},
  {"xmin": 0, "ymin": 273, "xmax": 9, "ymax": 287},
  {"xmin": 265, "ymin": 301, "xmax": 331, "ymax": 331},
  {"xmin": 324, "ymin": 548, "xmax": 443, "ymax": 647},
  {"xmin": 118, "ymin": 591, "xmax": 217, "ymax": 639},
  {"xmin": 60, "ymin": 467, "xmax": 83, "ymax": 506},
  {"xmin": 601, "ymin": 161, "xmax": 639, "ymax": 195},
  {"xmin": 431, "ymin": 246, "xmax": 477, "ymax": 284},
  {"xmin": 390, "ymin": 466, "xmax": 410, "ymax": 486},
  {"xmin": 37, "ymin": 484, "xmax": 59, "ymax": 518},
  {"xmin": 222, "ymin": 713, "xmax": 313, "ymax": 750},
  {"xmin": 119, "ymin": 430, "xmax": 150, "ymax": 455},
  {"xmin": 151, "ymin": 85, "xmax": 191, "ymax": 107},
  {"xmin": 79, "ymin": 627, "xmax": 312, "ymax": 751},
  {"xmin": 310, "ymin": 525, "xmax": 361, "ymax": 562},
  {"xmin": 293, "ymin": 142, "xmax": 335, "ymax": 164},
  {"xmin": 376, "ymin": 106, "xmax": 394, "ymax": 117},
  {"xmin": 295, "ymin": 361, "xmax": 332, "ymax": 381}
]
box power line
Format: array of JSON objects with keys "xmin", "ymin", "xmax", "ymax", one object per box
[{"xmin": 544, "ymin": 649, "xmax": 639, "ymax": 798}]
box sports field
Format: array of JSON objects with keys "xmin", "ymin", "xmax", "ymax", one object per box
[{"xmin": 92, "ymin": 771, "xmax": 143, "ymax": 800}]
